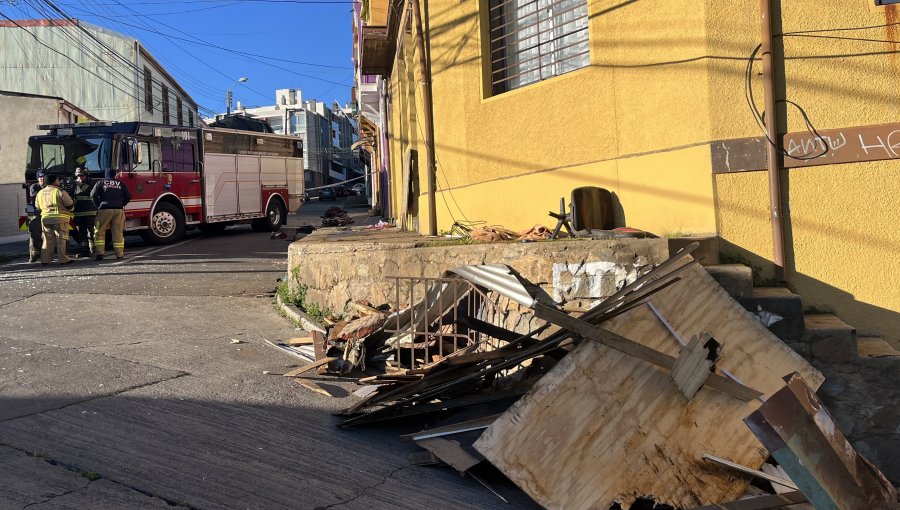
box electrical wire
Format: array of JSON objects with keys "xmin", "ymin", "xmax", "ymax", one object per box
[
  {"xmin": 25, "ymin": 0, "xmax": 221, "ymax": 116},
  {"xmin": 743, "ymin": 43, "xmax": 829, "ymax": 161}
]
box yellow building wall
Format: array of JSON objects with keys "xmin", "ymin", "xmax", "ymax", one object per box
[
  {"xmin": 385, "ymin": 0, "xmax": 900, "ymax": 342},
  {"xmin": 710, "ymin": 2, "xmax": 900, "ymax": 343},
  {"xmin": 387, "ymin": 0, "xmax": 720, "ymax": 235}
]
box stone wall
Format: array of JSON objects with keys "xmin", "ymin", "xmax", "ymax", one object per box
[{"xmin": 287, "ymin": 230, "xmax": 669, "ymax": 325}]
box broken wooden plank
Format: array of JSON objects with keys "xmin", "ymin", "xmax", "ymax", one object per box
[
  {"xmin": 400, "ymin": 414, "xmax": 500, "ymax": 442},
  {"xmin": 283, "ymin": 357, "xmax": 338, "ymax": 378},
  {"xmin": 473, "ymin": 264, "xmax": 824, "ymax": 510},
  {"xmin": 759, "ymin": 464, "xmax": 799, "ymax": 495},
  {"xmin": 349, "ymin": 300, "xmax": 382, "ymax": 316},
  {"xmin": 701, "ymin": 454, "xmax": 798, "ymax": 490},
  {"xmin": 294, "ymin": 379, "xmax": 333, "ymax": 397},
  {"xmin": 672, "ymin": 333, "xmax": 722, "ymax": 400},
  {"xmin": 285, "ymin": 337, "xmax": 314, "ymax": 346},
  {"xmin": 686, "ymin": 491, "xmax": 807, "ymax": 510},
  {"xmin": 352, "ymin": 385, "xmax": 380, "ymax": 398},
  {"xmin": 409, "ymin": 450, "xmax": 443, "ymax": 466},
  {"xmin": 744, "ymin": 372, "xmax": 898, "ymax": 510},
  {"xmin": 416, "ymin": 437, "xmax": 481, "ymax": 473}
]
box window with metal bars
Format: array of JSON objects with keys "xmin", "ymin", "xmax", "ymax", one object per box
[
  {"xmin": 162, "ymin": 85, "xmax": 170, "ymax": 124},
  {"xmin": 176, "ymin": 97, "xmax": 183, "ymax": 126},
  {"xmin": 487, "ymin": 0, "xmax": 590, "ymax": 95},
  {"xmin": 144, "ymin": 67, "xmax": 153, "ymax": 113}
]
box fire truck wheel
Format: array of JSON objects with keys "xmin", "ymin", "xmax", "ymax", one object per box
[
  {"xmin": 252, "ymin": 199, "xmax": 285, "ymax": 232},
  {"xmin": 143, "ymin": 202, "xmax": 185, "ymax": 245}
]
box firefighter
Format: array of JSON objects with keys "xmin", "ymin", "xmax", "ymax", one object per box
[
  {"xmin": 26, "ymin": 171, "xmax": 46, "ymax": 262},
  {"xmin": 90, "ymin": 168, "xmax": 131, "ymax": 260},
  {"xmin": 72, "ymin": 168, "xmax": 97, "ymax": 257},
  {"xmin": 35, "ymin": 174, "xmax": 74, "ymax": 265}
]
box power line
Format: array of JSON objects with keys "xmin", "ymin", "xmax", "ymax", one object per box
[{"xmin": 63, "ymin": 3, "xmax": 351, "ymax": 70}]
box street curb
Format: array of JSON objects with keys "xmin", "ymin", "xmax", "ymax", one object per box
[{"xmin": 275, "ymin": 294, "xmax": 327, "ymax": 334}]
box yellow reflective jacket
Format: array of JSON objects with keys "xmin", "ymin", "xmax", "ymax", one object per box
[{"xmin": 36, "ymin": 185, "xmax": 74, "ymax": 223}]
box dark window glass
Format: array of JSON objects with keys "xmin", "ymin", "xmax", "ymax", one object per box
[
  {"xmin": 162, "ymin": 85, "xmax": 170, "ymax": 124},
  {"xmin": 144, "ymin": 67, "xmax": 153, "ymax": 113}
]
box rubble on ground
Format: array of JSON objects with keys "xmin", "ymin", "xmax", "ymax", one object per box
[
  {"xmin": 267, "ymin": 243, "xmax": 897, "ymax": 510},
  {"xmin": 321, "ymin": 206, "xmax": 355, "ymax": 227}
]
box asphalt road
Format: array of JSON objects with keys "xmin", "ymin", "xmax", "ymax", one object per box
[{"xmin": 0, "ymin": 200, "xmax": 532, "ymax": 510}]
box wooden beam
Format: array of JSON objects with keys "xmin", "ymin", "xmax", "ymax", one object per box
[
  {"xmin": 283, "ymin": 357, "xmax": 338, "ymax": 378},
  {"xmin": 532, "ymin": 304, "xmax": 762, "ymax": 401}
]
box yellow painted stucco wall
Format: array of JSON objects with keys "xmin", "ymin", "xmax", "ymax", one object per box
[
  {"xmin": 387, "ymin": 0, "xmax": 720, "ymax": 236},
  {"xmin": 384, "ymin": 0, "xmax": 900, "ymax": 342},
  {"xmin": 710, "ymin": 1, "xmax": 900, "ymax": 343}
]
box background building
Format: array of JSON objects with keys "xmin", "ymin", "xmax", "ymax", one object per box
[
  {"xmin": 0, "ymin": 19, "xmax": 198, "ymax": 124},
  {"xmin": 208, "ymin": 89, "xmax": 361, "ymax": 189},
  {"xmin": 0, "ymin": 90, "xmax": 95, "ymax": 237}
]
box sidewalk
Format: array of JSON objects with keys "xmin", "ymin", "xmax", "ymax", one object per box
[{"xmin": 0, "ymin": 233, "xmax": 29, "ymax": 259}]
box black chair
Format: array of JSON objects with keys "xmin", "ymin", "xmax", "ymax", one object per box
[{"xmin": 549, "ymin": 186, "xmax": 614, "ymax": 238}]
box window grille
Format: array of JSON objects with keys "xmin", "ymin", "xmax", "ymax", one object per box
[
  {"xmin": 176, "ymin": 97, "xmax": 183, "ymax": 126},
  {"xmin": 188, "ymin": 110, "xmax": 194, "ymax": 127},
  {"xmin": 144, "ymin": 67, "xmax": 153, "ymax": 113},
  {"xmin": 162, "ymin": 85, "xmax": 170, "ymax": 124},
  {"xmin": 487, "ymin": 0, "xmax": 590, "ymax": 95}
]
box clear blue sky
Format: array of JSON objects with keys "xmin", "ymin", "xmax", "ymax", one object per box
[{"xmin": 11, "ymin": 0, "xmax": 355, "ymax": 116}]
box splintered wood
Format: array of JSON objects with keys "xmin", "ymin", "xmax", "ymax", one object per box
[{"xmin": 473, "ymin": 263, "xmax": 823, "ymax": 510}]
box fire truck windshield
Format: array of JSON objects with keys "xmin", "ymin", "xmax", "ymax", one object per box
[
  {"xmin": 26, "ymin": 136, "xmax": 113, "ymax": 176},
  {"xmin": 77, "ymin": 137, "xmax": 113, "ymax": 175}
]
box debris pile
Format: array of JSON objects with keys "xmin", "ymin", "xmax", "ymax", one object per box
[
  {"xmin": 468, "ymin": 224, "xmax": 552, "ymax": 242},
  {"xmin": 272, "ymin": 243, "xmax": 897, "ymax": 510},
  {"xmin": 320, "ymin": 206, "xmax": 354, "ymax": 227}
]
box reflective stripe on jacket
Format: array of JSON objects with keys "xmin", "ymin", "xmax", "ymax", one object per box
[
  {"xmin": 36, "ymin": 186, "xmax": 74, "ymax": 222},
  {"xmin": 73, "ymin": 182, "xmax": 98, "ymax": 217}
]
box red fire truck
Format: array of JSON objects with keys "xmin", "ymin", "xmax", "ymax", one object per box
[{"xmin": 24, "ymin": 121, "xmax": 304, "ymax": 244}]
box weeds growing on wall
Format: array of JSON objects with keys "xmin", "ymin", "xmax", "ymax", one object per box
[{"xmin": 276, "ymin": 267, "xmax": 332, "ymax": 323}]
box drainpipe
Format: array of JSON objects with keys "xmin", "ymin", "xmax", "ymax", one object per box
[
  {"xmin": 760, "ymin": 0, "xmax": 785, "ymax": 281},
  {"xmin": 411, "ymin": 0, "xmax": 438, "ymax": 236}
]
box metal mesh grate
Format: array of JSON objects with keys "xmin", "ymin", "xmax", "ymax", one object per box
[{"xmin": 488, "ymin": 0, "xmax": 590, "ymax": 95}]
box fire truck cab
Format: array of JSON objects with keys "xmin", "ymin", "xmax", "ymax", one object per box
[{"xmin": 25, "ymin": 122, "xmax": 304, "ymax": 244}]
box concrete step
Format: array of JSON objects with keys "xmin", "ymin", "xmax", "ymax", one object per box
[
  {"xmin": 738, "ymin": 287, "xmax": 805, "ymax": 342},
  {"xmin": 705, "ymin": 264, "xmax": 753, "ymax": 298},
  {"xmin": 802, "ymin": 314, "xmax": 857, "ymax": 364},
  {"xmin": 668, "ymin": 235, "xmax": 719, "ymax": 266},
  {"xmin": 857, "ymin": 336, "xmax": 900, "ymax": 359}
]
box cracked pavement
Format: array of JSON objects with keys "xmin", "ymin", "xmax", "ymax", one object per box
[{"xmin": 0, "ymin": 207, "xmax": 533, "ymax": 510}]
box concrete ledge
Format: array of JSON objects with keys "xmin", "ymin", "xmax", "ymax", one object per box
[
  {"xmin": 287, "ymin": 228, "xmax": 669, "ymax": 331},
  {"xmin": 274, "ymin": 294, "xmax": 327, "ymax": 334}
]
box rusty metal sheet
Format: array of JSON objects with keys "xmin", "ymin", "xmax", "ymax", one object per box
[
  {"xmin": 711, "ymin": 122, "xmax": 900, "ymax": 173},
  {"xmin": 744, "ymin": 373, "xmax": 897, "ymax": 510}
]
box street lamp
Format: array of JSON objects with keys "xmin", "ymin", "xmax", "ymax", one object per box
[{"xmin": 226, "ymin": 77, "xmax": 248, "ymax": 114}]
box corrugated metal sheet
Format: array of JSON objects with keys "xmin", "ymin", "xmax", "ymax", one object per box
[
  {"xmin": 0, "ymin": 21, "xmax": 197, "ymax": 123},
  {"xmin": 449, "ymin": 264, "xmax": 536, "ymax": 308}
]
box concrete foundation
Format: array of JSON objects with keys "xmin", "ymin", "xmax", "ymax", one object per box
[{"xmin": 287, "ymin": 229, "xmax": 669, "ymax": 329}]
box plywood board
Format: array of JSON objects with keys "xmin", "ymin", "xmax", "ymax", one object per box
[{"xmin": 474, "ymin": 263, "xmax": 823, "ymax": 510}]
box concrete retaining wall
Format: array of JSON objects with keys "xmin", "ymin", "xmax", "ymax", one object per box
[{"xmin": 287, "ymin": 231, "xmax": 669, "ymax": 325}]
